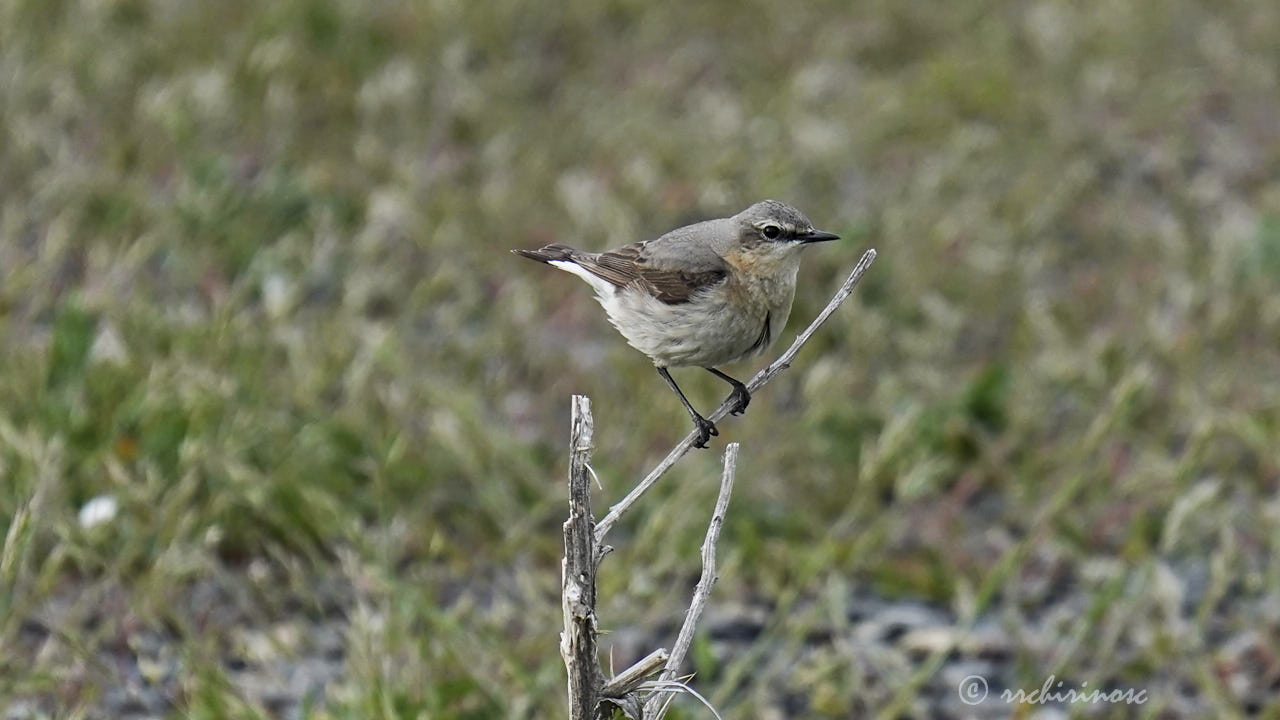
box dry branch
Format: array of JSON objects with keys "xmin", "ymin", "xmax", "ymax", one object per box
[
  {"xmin": 559, "ymin": 248, "xmax": 877, "ymax": 718},
  {"xmin": 594, "ymin": 248, "xmax": 877, "ymax": 543},
  {"xmin": 561, "ymin": 395, "xmax": 603, "ymax": 719},
  {"xmin": 645, "ymin": 443, "xmax": 739, "ymax": 719},
  {"xmin": 602, "ymin": 648, "xmax": 670, "ymax": 699}
]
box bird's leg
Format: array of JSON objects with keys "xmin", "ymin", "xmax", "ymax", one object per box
[
  {"xmin": 656, "ymin": 367, "xmax": 718, "ymax": 449},
  {"xmin": 705, "ymin": 367, "xmax": 750, "ymax": 416}
]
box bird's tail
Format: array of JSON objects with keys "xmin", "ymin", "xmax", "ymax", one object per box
[{"xmin": 511, "ymin": 243, "xmax": 579, "ymax": 264}]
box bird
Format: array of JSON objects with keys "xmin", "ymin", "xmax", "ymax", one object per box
[{"xmin": 514, "ymin": 200, "xmax": 839, "ymax": 448}]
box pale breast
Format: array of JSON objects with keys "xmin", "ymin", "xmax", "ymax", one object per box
[{"xmin": 585, "ymin": 248, "xmax": 801, "ymax": 368}]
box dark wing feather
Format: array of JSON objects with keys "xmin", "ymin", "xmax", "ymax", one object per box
[{"xmin": 573, "ymin": 242, "xmax": 727, "ymax": 305}]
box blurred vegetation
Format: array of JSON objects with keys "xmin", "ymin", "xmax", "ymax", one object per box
[{"xmin": 2, "ymin": 0, "xmax": 1279, "ymax": 717}]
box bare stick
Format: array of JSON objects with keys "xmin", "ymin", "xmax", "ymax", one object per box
[
  {"xmin": 561, "ymin": 395, "xmax": 603, "ymax": 719},
  {"xmin": 601, "ymin": 647, "xmax": 670, "ymax": 699},
  {"xmin": 644, "ymin": 443, "xmax": 739, "ymax": 719},
  {"xmin": 595, "ymin": 248, "xmax": 876, "ymax": 543}
]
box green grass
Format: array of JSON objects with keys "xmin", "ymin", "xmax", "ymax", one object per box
[{"xmin": 3, "ymin": 0, "xmax": 1279, "ymax": 717}]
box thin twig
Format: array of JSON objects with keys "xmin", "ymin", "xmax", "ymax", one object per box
[
  {"xmin": 594, "ymin": 248, "xmax": 876, "ymax": 543},
  {"xmin": 645, "ymin": 443, "xmax": 739, "ymax": 720},
  {"xmin": 561, "ymin": 395, "xmax": 602, "ymax": 719}
]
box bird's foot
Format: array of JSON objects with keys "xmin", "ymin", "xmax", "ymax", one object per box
[
  {"xmin": 692, "ymin": 416, "xmax": 719, "ymax": 449},
  {"xmin": 727, "ymin": 384, "xmax": 751, "ymax": 416}
]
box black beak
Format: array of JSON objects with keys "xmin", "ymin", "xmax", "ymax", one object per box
[{"xmin": 797, "ymin": 229, "xmax": 840, "ymax": 244}]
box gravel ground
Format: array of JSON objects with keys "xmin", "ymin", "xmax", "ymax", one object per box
[{"xmin": 7, "ymin": 555, "xmax": 1275, "ymax": 719}]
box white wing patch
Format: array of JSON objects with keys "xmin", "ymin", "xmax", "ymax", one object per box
[{"xmin": 550, "ymin": 260, "xmax": 618, "ymax": 297}]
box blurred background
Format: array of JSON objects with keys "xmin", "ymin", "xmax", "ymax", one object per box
[{"xmin": 2, "ymin": 0, "xmax": 1279, "ymax": 718}]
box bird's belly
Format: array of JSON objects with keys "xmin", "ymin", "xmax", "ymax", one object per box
[{"xmin": 596, "ymin": 286, "xmax": 778, "ymax": 368}]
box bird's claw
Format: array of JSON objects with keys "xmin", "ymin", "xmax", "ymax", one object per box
[
  {"xmin": 728, "ymin": 386, "xmax": 751, "ymax": 416},
  {"xmin": 693, "ymin": 417, "xmax": 719, "ymax": 449}
]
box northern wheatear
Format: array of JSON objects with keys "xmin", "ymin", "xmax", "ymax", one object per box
[{"xmin": 515, "ymin": 200, "xmax": 839, "ymax": 448}]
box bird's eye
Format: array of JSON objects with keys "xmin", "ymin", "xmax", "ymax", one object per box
[{"xmin": 761, "ymin": 224, "xmax": 782, "ymax": 239}]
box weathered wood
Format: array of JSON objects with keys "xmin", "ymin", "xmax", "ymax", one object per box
[
  {"xmin": 561, "ymin": 395, "xmax": 603, "ymax": 719},
  {"xmin": 601, "ymin": 647, "xmax": 670, "ymax": 699},
  {"xmin": 556, "ymin": 249, "xmax": 877, "ymax": 718}
]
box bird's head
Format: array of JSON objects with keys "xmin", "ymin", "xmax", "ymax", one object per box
[
  {"xmin": 729, "ymin": 200, "xmax": 840, "ymax": 268},
  {"xmin": 737, "ymin": 199, "xmax": 839, "ymax": 247}
]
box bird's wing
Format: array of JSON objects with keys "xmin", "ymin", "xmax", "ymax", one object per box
[{"xmin": 572, "ymin": 239, "xmax": 728, "ymax": 305}]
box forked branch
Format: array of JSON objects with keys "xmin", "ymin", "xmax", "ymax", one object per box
[{"xmin": 561, "ymin": 249, "xmax": 877, "ymax": 718}]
